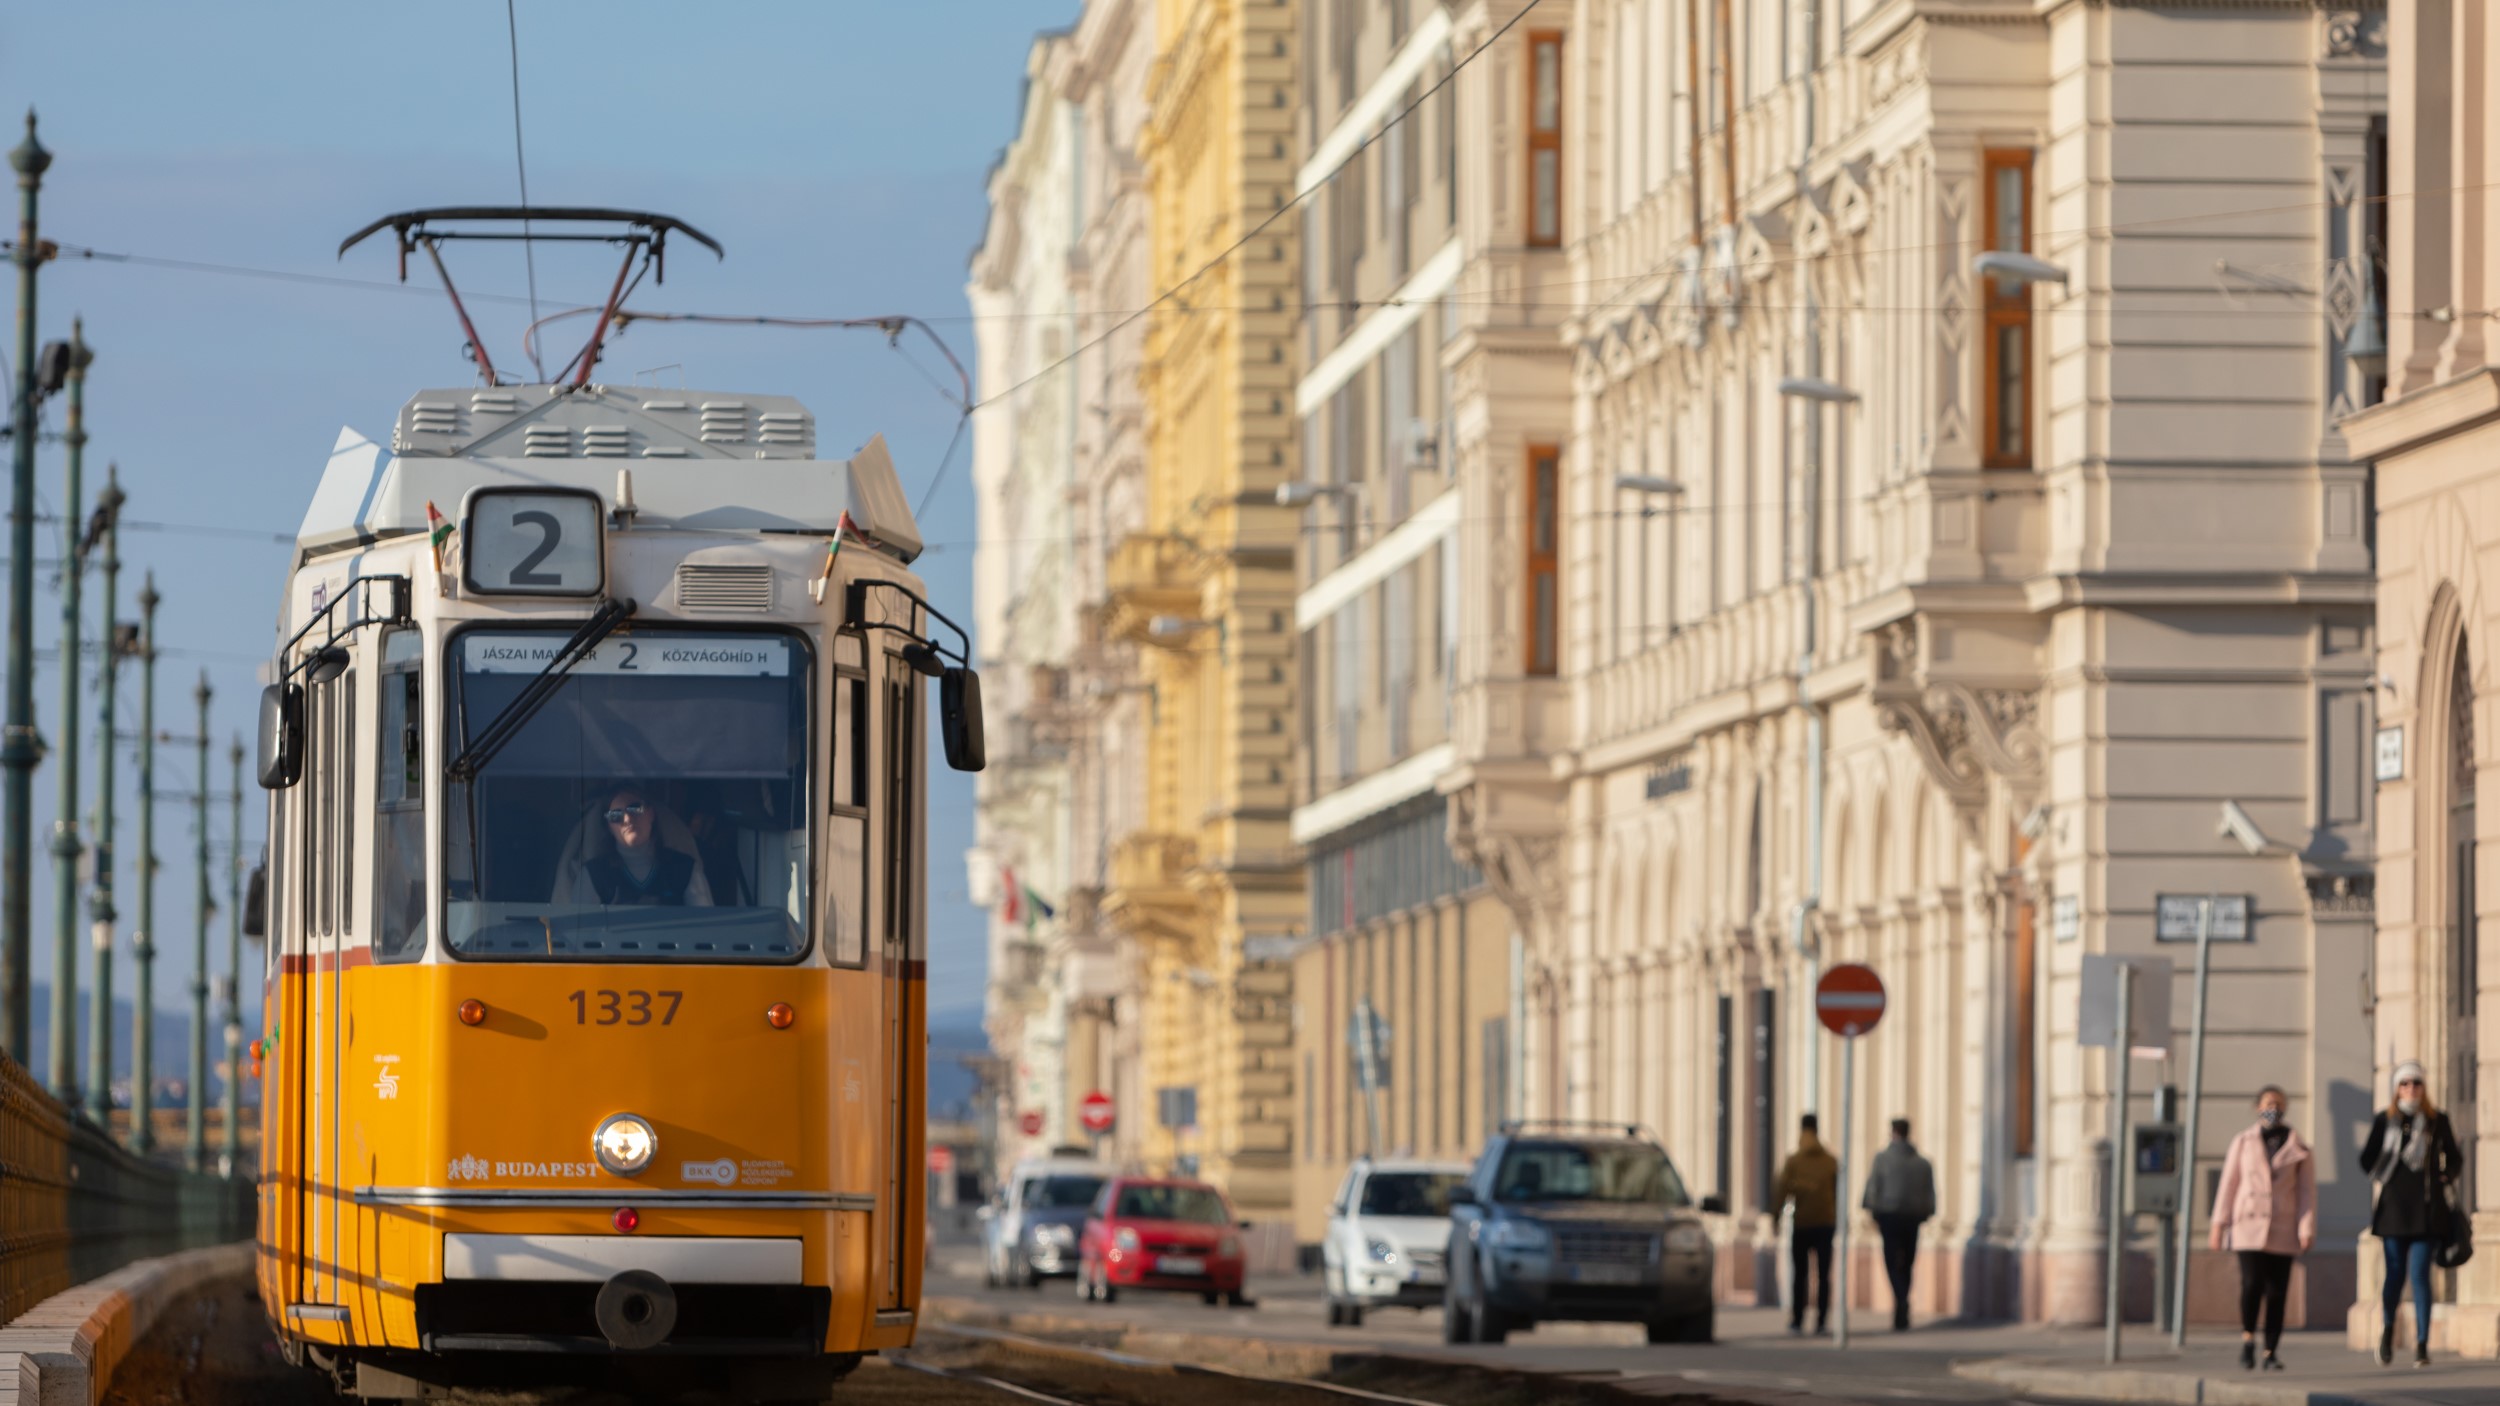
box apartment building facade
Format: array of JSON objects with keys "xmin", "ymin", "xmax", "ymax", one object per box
[
  {"xmin": 1507, "ymin": 0, "xmax": 2385, "ymax": 1325},
  {"xmin": 969, "ymin": 4, "xmax": 1163, "ymax": 1169},
  {"xmin": 2348, "ymin": 0, "xmax": 2499, "ymax": 1357},
  {"xmin": 1283, "ymin": 0, "xmax": 1561, "ymax": 1249}
]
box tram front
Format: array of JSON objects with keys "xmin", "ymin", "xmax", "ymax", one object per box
[{"xmin": 254, "ymin": 380, "xmax": 979, "ymax": 1404}]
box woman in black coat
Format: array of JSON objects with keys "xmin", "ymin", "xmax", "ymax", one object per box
[{"xmin": 2360, "ymin": 1060, "xmax": 2464, "ymax": 1368}]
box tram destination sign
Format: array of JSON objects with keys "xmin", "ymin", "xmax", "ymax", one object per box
[{"xmin": 463, "ymin": 634, "xmax": 792, "ymax": 677}]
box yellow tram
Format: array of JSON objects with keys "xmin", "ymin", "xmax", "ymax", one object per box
[{"xmin": 250, "ymin": 209, "xmax": 984, "ymax": 1403}]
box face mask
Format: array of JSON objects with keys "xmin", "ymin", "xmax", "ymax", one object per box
[
  {"xmin": 2258, "ymin": 1108, "xmax": 2283, "ymax": 1127},
  {"xmin": 2399, "ymin": 1097, "xmax": 2422, "ymax": 1116}
]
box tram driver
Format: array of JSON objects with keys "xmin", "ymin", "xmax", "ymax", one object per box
[{"xmin": 550, "ymin": 784, "xmax": 716, "ymax": 908}]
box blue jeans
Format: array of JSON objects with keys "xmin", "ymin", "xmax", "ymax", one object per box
[{"xmin": 2381, "ymin": 1235, "xmax": 2435, "ymax": 1344}]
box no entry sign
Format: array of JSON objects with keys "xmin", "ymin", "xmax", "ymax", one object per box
[
  {"xmin": 1816, "ymin": 963, "xmax": 1887, "ymax": 1038},
  {"xmin": 1079, "ymin": 1089, "xmax": 1116, "ymax": 1134},
  {"xmin": 1018, "ymin": 1110, "xmax": 1044, "ymax": 1138}
]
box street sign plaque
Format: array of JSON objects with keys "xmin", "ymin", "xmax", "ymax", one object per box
[{"xmin": 1816, "ymin": 963, "xmax": 1886, "ymax": 1038}]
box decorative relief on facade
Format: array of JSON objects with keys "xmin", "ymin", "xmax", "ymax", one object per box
[
  {"xmin": 1447, "ymin": 787, "xmax": 1567, "ymax": 929},
  {"xmin": 2321, "ymin": 9, "xmax": 2386, "ymax": 61},
  {"xmin": 1934, "ymin": 176, "xmax": 1970, "ymax": 449},
  {"xmin": 1871, "ymin": 661, "xmax": 2045, "ymax": 816}
]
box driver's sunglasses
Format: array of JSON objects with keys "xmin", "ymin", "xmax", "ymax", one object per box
[{"xmin": 604, "ymin": 803, "xmax": 648, "ymax": 824}]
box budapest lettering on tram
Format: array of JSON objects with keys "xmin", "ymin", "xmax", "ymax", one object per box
[{"xmin": 249, "ymin": 209, "xmax": 984, "ymax": 1403}]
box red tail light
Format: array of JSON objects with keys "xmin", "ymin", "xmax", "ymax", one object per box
[{"xmin": 613, "ymin": 1207, "xmax": 640, "ymax": 1234}]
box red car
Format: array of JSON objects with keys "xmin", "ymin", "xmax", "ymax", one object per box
[{"xmin": 1077, "ymin": 1176, "xmax": 1249, "ymax": 1306}]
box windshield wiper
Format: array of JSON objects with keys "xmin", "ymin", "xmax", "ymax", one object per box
[{"xmin": 446, "ymin": 597, "xmax": 638, "ymax": 782}]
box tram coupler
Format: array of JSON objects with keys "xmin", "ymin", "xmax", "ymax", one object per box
[{"xmin": 593, "ymin": 1269, "xmax": 678, "ymax": 1350}]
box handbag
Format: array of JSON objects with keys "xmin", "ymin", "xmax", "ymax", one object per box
[{"xmin": 2438, "ymin": 1179, "xmax": 2475, "ymax": 1270}]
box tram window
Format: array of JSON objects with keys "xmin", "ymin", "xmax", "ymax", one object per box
[
  {"xmin": 441, "ymin": 627, "xmax": 813, "ymax": 963},
  {"xmin": 374, "ymin": 633, "xmax": 426, "ymax": 963},
  {"xmin": 826, "ymin": 655, "xmax": 869, "ymax": 968}
]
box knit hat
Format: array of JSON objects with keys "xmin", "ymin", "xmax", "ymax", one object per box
[{"xmin": 2392, "ymin": 1060, "xmax": 2427, "ymax": 1093}]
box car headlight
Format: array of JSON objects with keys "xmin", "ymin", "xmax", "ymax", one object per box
[
  {"xmin": 1219, "ymin": 1235, "xmax": 1241, "ymax": 1258},
  {"xmin": 1035, "ymin": 1223, "xmax": 1076, "ymax": 1247},
  {"xmin": 591, "ymin": 1113, "xmax": 656, "ymax": 1176},
  {"xmin": 1666, "ymin": 1222, "xmax": 1708, "ymax": 1253},
  {"xmin": 1486, "ymin": 1220, "xmax": 1550, "ymax": 1251},
  {"xmin": 1114, "ymin": 1227, "xmax": 1140, "ymax": 1252},
  {"xmin": 1366, "ymin": 1238, "xmax": 1398, "ymax": 1264}
]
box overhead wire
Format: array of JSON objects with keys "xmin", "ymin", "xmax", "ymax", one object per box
[{"xmin": 504, "ymin": 0, "xmax": 547, "ymax": 381}]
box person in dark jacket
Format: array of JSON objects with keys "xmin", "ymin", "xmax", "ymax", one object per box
[
  {"xmin": 2208, "ymin": 1085, "xmax": 2314, "ymax": 1371},
  {"xmin": 1861, "ymin": 1118, "xmax": 1936, "ymax": 1331},
  {"xmin": 2360, "ymin": 1061, "xmax": 2463, "ymax": 1368},
  {"xmin": 1774, "ymin": 1114, "xmax": 1839, "ymax": 1336}
]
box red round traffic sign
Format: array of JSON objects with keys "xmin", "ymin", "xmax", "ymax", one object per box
[
  {"xmin": 1017, "ymin": 1110, "xmax": 1044, "ymax": 1138},
  {"xmin": 928, "ymin": 1145, "xmax": 956, "ymax": 1175},
  {"xmin": 1079, "ymin": 1090, "xmax": 1115, "ymax": 1134},
  {"xmin": 1816, "ymin": 963, "xmax": 1886, "ymax": 1038}
]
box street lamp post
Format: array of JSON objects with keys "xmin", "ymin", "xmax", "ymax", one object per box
[
  {"xmin": 6, "ymin": 112, "xmax": 54, "ymax": 1066},
  {"xmin": 186, "ymin": 673, "xmax": 210, "ymax": 1171},
  {"xmin": 84, "ymin": 468, "xmax": 122, "ymax": 1124},
  {"xmin": 48, "ymin": 318, "xmax": 89, "ymax": 1104},
  {"xmin": 129, "ymin": 574, "xmax": 156, "ymax": 1152},
  {"xmin": 221, "ymin": 735, "xmax": 242, "ymax": 1176}
]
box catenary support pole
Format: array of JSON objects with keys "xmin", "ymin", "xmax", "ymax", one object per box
[
  {"xmin": 185, "ymin": 672, "xmax": 209, "ymax": 1170},
  {"xmin": 2171, "ymin": 894, "xmax": 2216, "ymax": 1344},
  {"xmin": 221, "ymin": 734, "xmax": 241, "ymax": 1175},
  {"xmin": 84, "ymin": 468, "xmax": 120, "ymax": 1123},
  {"xmin": 5, "ymin": 113, "xmax": 52, "ymax": 1065},
  {"xmin": 47, "ymin": 318, "xmax": 88, "ymax": 1102},
  {"xmin": 129, "ymin": 575, "xmax": 155, "ymax": 1151},
  {"xmin": 2106, "ymin": 961, "xmax": 2135, "ymax": 1365}
]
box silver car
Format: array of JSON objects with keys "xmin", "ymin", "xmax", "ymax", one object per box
[{"xmin": 982, "ymin": 1159, "xmax": 1111, "ymax": 1288}]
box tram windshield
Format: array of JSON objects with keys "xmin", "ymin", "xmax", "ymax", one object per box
[{"xmin": 443, "ymin": 628, "xmax": 810, "ymax": 962}]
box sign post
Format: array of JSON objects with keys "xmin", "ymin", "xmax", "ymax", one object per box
[
  {"xmin": 2106, "ymin": 962, "xmax": 2133, "ymax": 1364},
  {"xmin": 1815, "ymin": 963, "xmax": 1887, "ymax": 1350},
  {"xmin": 2172, "ymin": 893, "xmax": 2216, "ymax": 1346}
]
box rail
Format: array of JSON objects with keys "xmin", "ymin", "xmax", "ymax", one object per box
[{"xmin": 0, "ymin": 1044, "xmax": 250, "ymax": 1323}]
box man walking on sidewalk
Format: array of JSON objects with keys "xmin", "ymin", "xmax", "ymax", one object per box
[
  {"xmin": 1776, "ymin": 1114, "xmax": 1839, "ymax": 1335},
  {"xmin": 1861, "ymin": 1118, "xmax": 1937, "ymax": 1331}
]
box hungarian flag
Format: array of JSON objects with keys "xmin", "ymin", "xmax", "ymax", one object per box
[
  {"xmin": 1022, "ymin": 884, "xmax": 1056, "ymax": 929},
  {"xmin": 1000, "ymin": 865, "xmax": 1021, "ymax": 926},
  {"xmin": 426, "ymin": 502, "xmax": 452, "ymax": 572},
  {"xmin": 810, "ymin": 511, "xmax": 858, "ymax": 605}
]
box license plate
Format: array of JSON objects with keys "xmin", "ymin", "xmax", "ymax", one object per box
[
  {"xmin": 1156, "ymin": 1255, "xmax": 1205, "ymax": 1275},
  {"xmin": 1569, "ymin": 1263, "xmax": 1642, "ymax": 1285}
]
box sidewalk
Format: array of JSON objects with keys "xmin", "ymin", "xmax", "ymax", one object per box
[{"xmin": 1942, "ymin": 1327, "xmax": 2500, "ymax": 1406}]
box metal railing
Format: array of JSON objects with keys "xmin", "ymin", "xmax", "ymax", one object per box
[{"xmin": 0, "ymin": 1049, "xmax": 249, "ymax": 1323}]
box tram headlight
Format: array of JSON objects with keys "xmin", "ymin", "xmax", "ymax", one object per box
[{"xmin": 593, "ymin": 1113, "xmax": 658, "ymax": 1177}]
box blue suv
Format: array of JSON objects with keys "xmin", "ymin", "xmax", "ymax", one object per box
[{"xmin": 1443, "ymin": 1122, "xmax": 1723, "ymax": 1345}]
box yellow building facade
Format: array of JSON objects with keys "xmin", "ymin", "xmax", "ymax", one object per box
[{"xmin": 1100, "ymin": 0, "xmax": 1304, "ymax": 1262}]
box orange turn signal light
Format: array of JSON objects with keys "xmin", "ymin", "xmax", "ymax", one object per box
[
  {"xmin": 248, "ymin": 1040, "xmax": 264, "ymax": 1061},
  {"xmin": 766, "ymin": 1003, "xmax": 796, "ymax": 1030},
  {"xmin": 613, "ymin": 1206, "xmax": 640, "ymax": 1234},
  {"xmin": 457, "ymin": 999, "xmax": 487, "ymax": 1027}
]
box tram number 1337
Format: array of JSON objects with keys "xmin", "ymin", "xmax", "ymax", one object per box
[{"xmin": 568, "ymin": 990, "xmax": 685, "ymax": 1026}]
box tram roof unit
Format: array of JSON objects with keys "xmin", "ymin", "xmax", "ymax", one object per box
[{"xmin": 294, "ymin": 382, "xmax": 924, "ymax": 568}]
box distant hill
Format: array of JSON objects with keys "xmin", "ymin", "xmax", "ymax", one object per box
[{"xmin": 26, "ymin": 986, "xmax": 248, "ymax": 1107}]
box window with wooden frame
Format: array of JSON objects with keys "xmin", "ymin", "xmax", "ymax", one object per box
[
  {"xmin": 1525, "ymin": 445, "xmax": 1560, "ymax": 676},
  {"xmin": 1981, "ymin": 148, "xmax": 2035, "ymax": 468},
  {"xmin": 1526, "ymin": 31, "xmax": 1564, "ymax": 248}
]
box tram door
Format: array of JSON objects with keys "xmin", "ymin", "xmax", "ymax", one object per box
[
  {"xmin": 876, "ymin": 641, "xmax": 922, "ymax": 1311},
  {"xmin": 290, "ymin": 668, "xmax": 355, "ymax": 1310}
]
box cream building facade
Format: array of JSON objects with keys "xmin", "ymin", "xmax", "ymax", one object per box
[
  {"xmin": 969, "ymin": 7, "xmax": 1163, "ymax": 1169},
  {"xmin": 1453, "ymin": 0, "xmax": 2391, "ymax": 1325},
  {"xmin": 2347, "ymin": 0, "xmax": 2500, "ymax": 1357}
]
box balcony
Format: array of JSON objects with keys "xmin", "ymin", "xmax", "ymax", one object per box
[
  {"xmin": 1100, "ymin": 831, "xmax": 1200, "ymax": 942},
  {"xmin": 1100, "ymin": 532, "xmax": 1201, "ymax": 642}
]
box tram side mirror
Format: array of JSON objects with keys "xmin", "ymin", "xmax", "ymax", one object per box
[
  {"xmin": 242, "ymin": 865, "xmax": 267, "ymax": 940},
  {"xmin": 939, "ymin": 666, "xmax": 987, "ymax": 773},
  {"xmin": 257, "ymin": 683, "xmax": 305, "ymax": 789}
]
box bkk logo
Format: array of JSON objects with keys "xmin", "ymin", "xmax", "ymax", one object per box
[{"xmin": 682, "ymin": 1158, "xmax": 739, "ymax": 1187}]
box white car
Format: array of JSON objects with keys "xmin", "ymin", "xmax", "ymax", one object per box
[
  {"xmin": 980, "ymin": 1154, "xmax": 1112, "ymax": 1288},
  {"xmin": 1321, "ymin": 1156, "xmax": 1471, "ymax": 1326}
]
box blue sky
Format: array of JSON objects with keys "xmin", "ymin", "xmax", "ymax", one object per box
[{"xmin": 0, "ymin": 1, "xmax": 1076, "ymax": 1059}]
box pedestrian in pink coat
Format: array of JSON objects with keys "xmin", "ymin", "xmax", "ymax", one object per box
[{"xmin": 2207, "ymin": 1085, "xmax": 2316, "ymax": 1371}]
